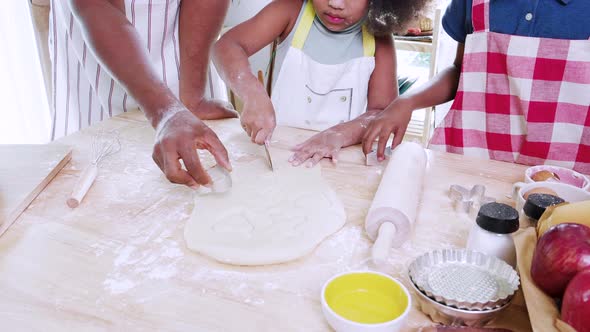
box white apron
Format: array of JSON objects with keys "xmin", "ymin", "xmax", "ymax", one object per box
[
  {"xmin": 49, "ymin": 0, "xmax": 226, "ymax": 140},
  {"xmin": 271, "ymin": 1, "xmax": 376, "ymax": 131}
]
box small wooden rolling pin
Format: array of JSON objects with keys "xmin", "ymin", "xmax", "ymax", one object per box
[
  {"xmin": 67, "ymin": 164, "xmax": 99, "ymax": 208},
  {"xmin": 67, "ymin": 130, "xmax": 120, "ymax": 208}
]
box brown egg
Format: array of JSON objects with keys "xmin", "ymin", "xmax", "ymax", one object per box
[
  {"xmin": 524, "ymin": 187, "xmax": 559, "ymax": 200},
  {"xmin": 531, "ymin": 170, "xmax": 561, "ymax": 182}
]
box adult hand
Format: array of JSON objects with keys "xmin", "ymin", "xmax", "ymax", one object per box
[
  {"xmin": 362, "ymin": 99, "xmax": 413, "ymax": 160},
  {"xmin": 186, "ymin": 98, "xmax": 239, "ymax": 120},
  {"xmin": 289, "ymin": 129, "xmax": 346, "ymax": 167},
  {"xmin": 240, "ymin": 93, "xmax": 276, "ymax": 145},
  {"xmin": 152, "ymin": 108, "xmax": 231, "ymax": 189}
]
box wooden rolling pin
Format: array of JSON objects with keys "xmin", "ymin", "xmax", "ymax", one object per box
[
  {"xmin": 67, "ymin": 164, "xmax": 98, "ymax": 208},
  {"xmin": 365, "ymin": 142, "xmax": 427, "ymax": 265},
  {"xmin": 67, "ymin": 130, "xmax": 120, "ymax": 208}
]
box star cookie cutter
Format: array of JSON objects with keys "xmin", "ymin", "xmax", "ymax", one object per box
[{"xmin": 449, "ymin": 184, "xmax": 496, "ymax": 215}]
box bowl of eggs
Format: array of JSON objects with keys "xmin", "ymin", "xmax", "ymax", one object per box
[{"xmin": 525, "ymin": 165, "xmax": 589, "ymax": 191}]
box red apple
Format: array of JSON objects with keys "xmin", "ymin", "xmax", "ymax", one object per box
[
  {"xmin": 562, "ymin": 268, "xmax": 590, "ymax": 332},
  {"xmin": 531, "ymin": 223, "xmax": 590, "ymax": 297}
]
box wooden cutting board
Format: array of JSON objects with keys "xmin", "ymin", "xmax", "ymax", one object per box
[{"xmin": 0, "ymin": 144, "xmax": 71, "ymax": 236}]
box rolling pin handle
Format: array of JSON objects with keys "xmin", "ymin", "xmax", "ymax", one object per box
[
  {"xmin": 371, "ymin": 222, "xmax": 397, "ymax": 266},
  {"xmin": 67, "ymin": 164, "xmax": 98, "ymax": 208}
]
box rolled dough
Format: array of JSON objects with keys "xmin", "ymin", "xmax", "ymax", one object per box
[{"xmin": 184, "ymin": 150, "xmax": 347, "ymax": 266}]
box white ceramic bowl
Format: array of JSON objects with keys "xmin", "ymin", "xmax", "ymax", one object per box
[
  {"xmin": 321, "ymin": 271, "xmax": 411, "ymax": 332},
  {"xmin": 512, "ymin": 181, "xmax": 590, "ymax": 215},
  {"xmin": 524, "ymin": 165, "xmax": 589, "ymax": 191}
]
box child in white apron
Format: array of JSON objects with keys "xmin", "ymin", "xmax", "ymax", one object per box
[{"xmin": 214, "ymin": 0, "xmax": 429, "ymax": 167}]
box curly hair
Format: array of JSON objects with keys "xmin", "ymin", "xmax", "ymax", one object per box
[{"xmin": 366, "ymin": 0, "xmax": 433, "ymax": 36}]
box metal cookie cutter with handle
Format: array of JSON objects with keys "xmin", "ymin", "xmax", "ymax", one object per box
[
  {"xmin": 449, "ymin": 184, "xmax": 495, "ymax": 216},
  {"xmin": 197, "ymin": 165, "xmax": 232, "ymax": 195}
]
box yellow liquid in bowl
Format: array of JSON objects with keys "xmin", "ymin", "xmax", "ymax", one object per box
[{"xmin": 324, "ymin": 273, "xmax": 409, "ymax": 324}]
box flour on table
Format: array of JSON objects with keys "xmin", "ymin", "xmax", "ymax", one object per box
[{"xmin": 184, "ymin": 149, "xmax": 346, "ymax": 266}]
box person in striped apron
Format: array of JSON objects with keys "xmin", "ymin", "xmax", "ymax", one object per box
[
  {"xmin": 214, "ymin": 0, "xmax": 428, "ymax": 167},
  {"xmin": 49, "ymin": 0, "xmax": 237, "ymax": 188},
  {"xmin": 362, "ymin": 0, "xmax": 590, "ymax": 175}
]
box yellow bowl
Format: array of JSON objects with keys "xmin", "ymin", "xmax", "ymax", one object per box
[{"xmin": 321, "ymin": 271, "xmax": 411, "ymax": 332}]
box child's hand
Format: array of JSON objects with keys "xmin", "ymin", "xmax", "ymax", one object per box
[
  {"xmin": 362, "ymin": 99, "xmax": 413, "ymax": 160},
  {"xmin": 289, "ymin": 129, "xmax": 346, "ymax": 167},
  {"xmin": 240, "ymin": 94, "xmax": 276, "ymax": 145}
]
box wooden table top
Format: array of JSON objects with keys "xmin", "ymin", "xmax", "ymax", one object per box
[{"xmin": 0, "ymin": 111, "xmax": 532, "ymax": 331}]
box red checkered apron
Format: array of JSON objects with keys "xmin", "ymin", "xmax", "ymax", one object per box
[{"xmin": 429, "ymin": 0, "xmax": 590, "ymax": 175}]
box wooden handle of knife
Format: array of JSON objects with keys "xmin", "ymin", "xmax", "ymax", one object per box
[
  {"xmin": 257, "ymin": 70, "xmax": 264, "ymax": 85},
  {"xmin": 67, "ymin": 164, "xmax": 98, "ymax": 208}
]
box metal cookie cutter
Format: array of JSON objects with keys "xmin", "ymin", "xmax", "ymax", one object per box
[
  {"xmin": 449, "ymin": 184, "xmax": 495, "ymax": 215},
  {"xmin": 197, "ymin": 165, "xmax": 232, "ymax": 195}
]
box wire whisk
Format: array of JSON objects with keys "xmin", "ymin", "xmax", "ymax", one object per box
[{"xmin": 90, "ymin": 130, "xmax": 121, "ymax": 165}]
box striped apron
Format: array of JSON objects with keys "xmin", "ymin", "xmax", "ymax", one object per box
[
  {"xmin": 429, "ymin": 0, "xmax": 590, "ymax": 174},
  {"xmin": 49, "ymin": 0, "xmax": 226, "ymax": 140}
]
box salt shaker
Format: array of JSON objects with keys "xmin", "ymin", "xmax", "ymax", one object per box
[{"xmin": 466, "ymin": 202, "xmax": 519, "ymax": 268}]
